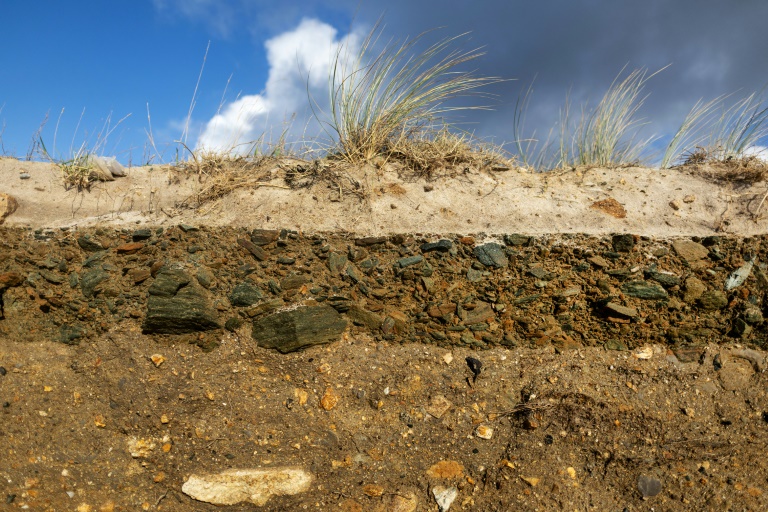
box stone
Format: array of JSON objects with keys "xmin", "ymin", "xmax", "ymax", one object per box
[
  {"xmin": 637, "ymin": 475, "xmax": 662, "ymax": 498},
  {"xmin": 420, "ymin": 240, "xmax": 453, "ymax": 253},
  {"xmin": 426, "ymin": 460, "xmax": 464, "ymax": 479},
  {"xmin": 396, "ymin": 255, "xmax": 424, "ymax": 268},
  {"xmin": 81, "ymin": 269, "xmax": 109, "ymax": 298},
  {"xmin": 504, "ymin": 233, "xmax": 530, "ymax": 246},
  {"xmin": 228, "ymin": 282, "xmax": 264, "ymax": 307},
  {"xmin": 698, "ymin": 290, "xmax": 728, "ymax": 310},
  {"xmin": 605, "ymin": 302, "xmax": 637, "ymax": 318},
  {"xmin": 354, "ymin": 236, "xmax": 387, "ymax": 246},
  {"xmin": 128, "ymin": 268, "xmax": 151, "ymax": 284},
  {"xmin": 0, "ymin": 193, "xmax": 18, "ymax": 224},
  {"xmin": 474, "ymin": 243, "xmax": 508, "ymax": 268},
  {"xmin": 744, "ymin": 307, "xmax": 764, "ymax": 325},
  {"xmin": 0, "ymin": 272, "xmax": 23, "ymax": 290},
  {"xmin": 60, "ymin": 325, "xmax": 84, "ymax": 345},
  {"xmin": 432, "ymin": 486, "xmax": 458, "ymax": 512},
  {"xmin": 620, "ymin": 281, "xmax": 668, "ymax": 300},
  {"xmin": 182, "ymin": 467, "xmax": 313, "ymax": 506},
  {"xmin": 142, "ymin": 269, "xmax": 220, "ymax": 334},
  {"xmin": 115, "ymin": 242, "xmax": 143, "ymax": 255},
  {"xmin": 237, "ymin": 238, "xmax": 267, "ymax": 261},
  {"xmin": 281, "ymin": 273, "xmax": 310, "ymax": 290},
  {"xmin": 327, "ymin": 252, "xmax": 348, "ymax": 273},
  {"xmin": 252, "ymin": 305, "xmax": 347, "ymax": 353},
  {"xmin": 683, "ymin": 276, "xmax": 706, "ymax": 303},
  {"xmin": 587, "ymin": 255, "xmax": 609, "ymax": 268},
  {"xmin": 459, "ymin": 301, "xmax": 495, "ymax": 324},
  {"xmin": 672, "ymin": 240, "xmax": 709, "ymax": 262},
  {"xmin": 77, "ymin": 235, "xmax": 104, "ymax": 252},
  {"xmin": 346, "ymin": 305, "xmax": 383, "ymax": 330},
  {"xmin": 132, "ymin": 229, "xmax": 152, "ymax": 241},
  {"xmin": 250, "ymin": 229, "xmax": 279, "ymax": 246},
  {"xmin": 645, "ymin": 270, "xmax": 680, "ymax": 287},
  {"xmin": 612, "ymin": 234, "xmax": 635, "ymax": 252}
]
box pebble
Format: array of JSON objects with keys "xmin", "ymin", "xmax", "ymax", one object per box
[
  {"xmin": 432, "ymin": 486, "xmax": 458, "ymax": 512},
  {"xmin": 637, "ymin": 474, "xmax": 662, "ymax": 498},
  {"xmin": 0, "ymin": 367, "xmax": 6, "ymax": 376},
  {"xmin": 182, "ymin": 467, "xmax": 314, "ymax": 506},
  {"xmin": 475, "ymin": 425, "xmax": 493, "ymax": 439}
]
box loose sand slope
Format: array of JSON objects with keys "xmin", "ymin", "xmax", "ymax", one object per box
[{"xmin": 2, "ymin": 157, "xmax": 767, "ymax": 236}]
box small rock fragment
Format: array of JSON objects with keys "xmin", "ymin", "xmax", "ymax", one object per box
[
  {"xmin": 465, "ymin": 357, "xmax": 483, "ymax": 382},
  {"xmin": 637, "ymin": 474, "xmax": 662, "ymax": 498},
  {"xmin": 521, "ymin": 476, "xmax": 540, "ymax": 487},
  {"xmin": 431, "ymin": 485, "xmax": 458, "ymax": 512},
  {"xmin": 320, "ymin": 387, "xmax": 340, "ymax": 410},
  {"xmin": 362, "ymin": 484, "xmax": 385, "ymax": 497},
  {"xmin": 425, "ymin": 395, "xmax": 453, "ymax": 419},
  {"xmin": 127, "ymin": 437, "xmax": 156, "ymax": 458},
  {"xmin": 150, "ymin": 354, "xmax": 165, "ymax": 367},
  {"xmin": 475, "ymin": 425, "xmax": 493, "ymax": 440},
  {"xmin": 182, "ymin": 467, "xmax": 313, "ymax": 506}
]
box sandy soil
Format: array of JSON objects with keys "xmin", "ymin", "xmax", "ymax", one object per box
[{"xmin": 2, "ymin": 157, "xmax": 767, "ymax": 236}]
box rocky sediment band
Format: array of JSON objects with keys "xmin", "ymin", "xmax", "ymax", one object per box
[{"xmin": 0, "ymin": 227, "xmax": 765, "ymax": 352}]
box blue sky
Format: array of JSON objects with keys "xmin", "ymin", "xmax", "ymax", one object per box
[{"xmin": 2, "ymin": 0, "xmax": 767, "ymax": 165}]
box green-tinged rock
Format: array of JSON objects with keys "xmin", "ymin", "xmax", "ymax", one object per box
[
  {"xmin": 396, "ymin": 255, "xmax": 424, "ymax": 268},
  {"xmin": 225, "ymin": 317, "xmax": 244, "ymax": 332},
  {"xmin": 327, "ymin": 252, "xmax": 348, "ymax": 273},
  {"xmin": 504, "ymin": 234, "xmax": 531, "ymax": 246},
  {"xmin": 621, "ymin": 281, "xmax": 668, "ymax": 300},
  {"xmin": 281, "ymin": 274, "xmax": 309, "ymax": 290},
  {"xmin": 148, "ymin": 269, "xmax": 190, "ymax": 297},
  {"xmin": 698, "ymin": 290, "xmax": 728, "ymax": 310},
  {"xmin": 143, "ymin": 269, "xmax": 220, "ymax": 334},
  {"xmin": 474, "ymin": 243, "xmax": 508, "ymax": 268},
  {"xmin": 645, "ymin": 270, "xmax": 681, "ymax": 287},
  {"xmin": 346, "ymin": 305, "xmax": 384, "ymax": 330},
  {"xmin": 604, "ymin": 339, "xmax": 628, "ymax": 351},
  {"xmin": 229, "ymin": 282, "xmax": 264, "ymax": 307},
  {"xmin": 252, "ymin": 305, "xmax": 347, "ymax": 353},
  {"xmin": 683, "ymin": 276, "xmax": 706, "ymax": 303},
  {"xmin": 81, "ymin": 269, "xmax": 108, "ymax": 298},
  {"xmin": 60, "ymin": 325, "xmax": 84, "ymax": 345},
  {"xmin": 245, "ymin": 299, "xmax": 285, "ymax": 318},
  {"xmin": 77, "ymin": 235, "xmax": 103, "ymax": 252}
]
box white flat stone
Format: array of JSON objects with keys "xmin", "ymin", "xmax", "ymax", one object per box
[{"xmin": 182, "ymin": 467, "xmax": 314, "ymax": 506}]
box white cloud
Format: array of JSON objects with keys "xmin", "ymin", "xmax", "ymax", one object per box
[{"xmin": 196, "ymin": 18, "xmax": 361, "ymax": 154}]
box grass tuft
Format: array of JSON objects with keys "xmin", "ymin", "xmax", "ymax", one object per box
[{"xmin": 316, "ymin": 22, "xmax": 504, "ymax": 165}]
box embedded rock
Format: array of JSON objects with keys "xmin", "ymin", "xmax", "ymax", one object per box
[
  {"xmin": 182, "ymin": 467, "xmax": 313, "ymax": 506},
  {"xmin": 252, "ymin": 305, "xmax": 347, "ymax": 353},
  {"xmin": 142, "ymin": 268, "xmax": 220, "ymax": 333}
]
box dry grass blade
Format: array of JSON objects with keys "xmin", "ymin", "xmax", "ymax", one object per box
[
  {"xmin": 662, "ymin": 95, "xmax": 727, "ymax": 168},
  {"xmin": 318, "ymin": 21, "xmax": 504, "ymax": 164}
]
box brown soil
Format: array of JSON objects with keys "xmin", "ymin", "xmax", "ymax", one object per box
[{"xmin": 2, "ymin": 160, "xmax": 768, "ymax": 510}]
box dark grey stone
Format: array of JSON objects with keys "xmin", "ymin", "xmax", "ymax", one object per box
[
  {"xmin": 281, "ymin": 274, "xmax": 310, "ymax": 290},
  {"xmin": 420, "ymin": 239, "xmax": 453, "ymax": 253},
  {"xmin": 396, "ymin": 255, "xmax": 424, "ymax": 268},
  {"xmin": 237, "ymin": 239, "xmax": 268, "ymax": 261},
  {"xmin": 252, "ymin": 305, "xmax": 347, "ymax": 353},
  {"xmin": 327, "ymin": 252, "xmax": 348, "ymax": 273},
  {"xmin": 621, "ymin": 281, "xmax": 668, "ymax": 300},
  {"xmin": 81, "ymin": 269, "xmax": 108, "ymax": 298},
  {"xmin": 132, "ymin": 229, "xmax": 152, "ymax": 241},
  {"xmin": 229, "ymin": 282, "xmax": 264, "ymax": 307},
  {"xmin": 77, "ymin": 235, "xmax": 104, "ymax": 252},
  {"xmin": 611, "ymin": 233, "xmax": 635, "ymax": 252},
  {"xmin": 346, "ymin": 305, "xmax": 384, "ymax": 330},
  {"xmin": 504, "ymin": 234, "xmax": 531, "ymax": 246},
  {"xmin": 143, "ymin": 269, "xmax": 220, "ymax": 334},
  {"xmin": 474, "ymin": 243, "xmax": 508, "ymax": 268},
  {"xmin": 250, "ymin": 229, "xmax": 279, "ymax": 246}
]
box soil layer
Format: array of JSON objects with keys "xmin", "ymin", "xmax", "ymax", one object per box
[{"xmin": 1, "ymin": 226, "xmax": 768, "ymax": 510}]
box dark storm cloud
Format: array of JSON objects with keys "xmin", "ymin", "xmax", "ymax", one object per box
[
  {"xmin": 339, "ymin": 0, "xmax": 768, "ymax": 144},
  {"xmin": 162, "ymin": 0, "xmax": 768, "ymax": 149}
]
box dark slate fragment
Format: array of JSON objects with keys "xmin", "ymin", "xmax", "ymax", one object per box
[
  {"xmin": 396, "ymin": 255, "xmax": 424, "ymax": 268},
  {"xmin": 228, "ymin": 282, "xmax": 264, "ymax": 307},
  {"xmin": 81, "ymin": 269, "xmax": 108, "ymax": 298},
  {"xmin": 252, "ymin": 305, "xmax": 347, "ymax": 353},
  {"xmin": 611, "ymin": 233, "xmax": 635, "ymax": 252},
  {"xmin": 148, "ymin": 269, "xmax": 190, "ymax": 297},
  {"xmin": 143, "ymin": 284, "xmax": 220, "ymax": 334},
  {"xmin": 420, "ymin": 239, "xmax": 453, "ymax": 253},
  {"xmin": 132, "ymin": 229, "xmax": 153, "ymax": 241},
  {"xmin": 77, "ymin": 235, "xmax": 104, "ymax": 252},
  {"xmin": 620, "ymin": 281, "xmax": 668, "ymax": 300},
  {"xmin": 474, "ymin": 243, "xmax": 508, "ymax": 268},
  {"xmin": 355, "ymin": 236, "xmax": 387, "ymax": 246}
]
